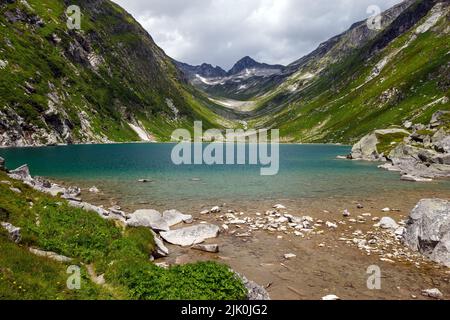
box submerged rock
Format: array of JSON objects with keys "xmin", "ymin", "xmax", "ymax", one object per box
[
  {"xmin": 401, "ymin": 174, "xmax": 433, "ymax": 182},
  {"xmin": 403, "ymin": 199, "xmax": 450, "ymax": 267},
  {"xmin": 160, "ymin": 224, "xmax": 220, "ymax": 247},
  {"xmin": 127, "ymin": 209, "xmax": 169, "ymax": 231},
  {"xmin": 89, "ymin": 186, "xmax": 100, "ymax": 193}
]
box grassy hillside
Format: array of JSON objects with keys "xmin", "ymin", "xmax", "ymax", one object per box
[
  {"xmin": 0, "ymin": 170, "xmax": 246, "ymax": 300},
  {"xmin": 248, "ymin": 0, "xmax": 449, "ymax": 143},
  {"xmin": 0, "ymin": 0, "xmax": 233, "ymax": 146}
]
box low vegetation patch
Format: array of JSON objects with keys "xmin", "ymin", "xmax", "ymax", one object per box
[
  {"xmin": 376, "ymin": 131, "xmax": 410, "ymax": 155},
  {"xmin": 0, "ymin": 171, "xmax": 246, "ymax": 300}
]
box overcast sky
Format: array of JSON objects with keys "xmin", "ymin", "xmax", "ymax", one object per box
[{"xmin": 112, "ymin": 0, "xmax": 403, "ymax": 70}]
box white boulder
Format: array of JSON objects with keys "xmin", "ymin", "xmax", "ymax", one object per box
[
  {"xmin": 127, "ymin": 209, "xmax": 169, "ymax": 231},
  {"xmin": 160, "ymin": 224, "xmax": 220, "ymax": 247}
]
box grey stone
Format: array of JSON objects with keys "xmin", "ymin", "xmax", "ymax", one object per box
[
  {"xmin": 421, "ymin": 288, "xmax": 443, "ymax": 299},
  {"xmin": 108, "ymin": 207, "xmax": 128, "ymax": 221},
  {"xmin": 127, "ymin": 209, "xmax": 169, "ymax": 231},
  {"xmin": 68, "ymin": 201, "xmax": 109, "ymax": 218},
  {"xmin": 379, "ymin": 217, "xmax": 399, "ymax": 230},
  {"xmin": 1, "ymin": 222, "xmax": 21, "ymax": 243},
  {"xmin": 210, "ymin": 206, "xmax": 221, "ymax": 213},
  {"xmin": 401, "ymin": 174, "xmax": 433, "ymax": 182},
  {"xmin": 322, "ymin": 295, "xmax": 341, "ymax": 300},
  {"xmin": 235, "ymin": 272, "xmax": 270, "ymax": 300},
  {"xmin": 162, "ymin": 209, "xmax": 193, "ymax": 227},
  {"xmin": 66, "ymin": 186, "xmax": 81, "ymax": 197},
  {"xmin": 430, "ymin": 110, "xmax": 450, "ymax": 128},
  {"xmin": 0, "ymin": 157, "xmax": 5, "ymax": 170},
  {"xmin": 192, "ymin": 244, "xmax": 219, "ymax": 253},
  {"xmin": 9, "ymin": 187, "xmax": 22, "ymax": 194},
  {"xmin": 432, "ymin": 128, "xmax": 450, "ymax": 153},
  {"xmin": 160, "ymin": 224, "xmax": 220, "ymax": 247},
  {"xmin": 89, "ymin": 186, "xmax": 100, "ymax": 193},
  {"xmin": 8, "ymin": 164, "xmax": 32, "ymax": 181},
  {"xmin": 29, "ymin": 248, "xmax": 72, "ymax": 263},
  {"xmin": 351, "ymin": 129, "xmax": 409, "ymax": 160},
  {"xmin": 150, "ymin": 230, "xmax": 169, "ymax": 258},
  {"xmin": 403, "ymin": 199, "xmax": 450, "ymax": 267}
]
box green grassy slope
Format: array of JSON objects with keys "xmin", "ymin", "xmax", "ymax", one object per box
[
  {"xmin": 0, "ymin": 0, "xmax": 233, "ymax": 146},
  {"xmin": 249, "ymin": 0, "xmax": 449, "ymax": 143},
  {"xmin": 0, "ymin": 170, "xmax": 246, "ymax": 300}
]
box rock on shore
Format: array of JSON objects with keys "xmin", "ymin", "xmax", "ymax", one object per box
[
  {"xmin": 127, "ymin": 209, "xmax": 170, "ymax": 231},
  {"xmin": 403, "ymin": 199, "xmax": 450, "ymax": 267},
  {"xmin": 160, "ymin": 224, "xmax": 220, "ymax": 247},
  {"xmin": 351, "ymin": 128, "xmax": 409, "ymax": 161},
  {"xmin": 350, "ymin": 111, "xmax": 450, "ymax": 181}
]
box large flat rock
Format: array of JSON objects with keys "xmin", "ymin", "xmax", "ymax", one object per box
[
  {"xmin": 160, "ymin": 224, "xmax": 220, "ymax": 247},
  {"xmin": 162, "ymin": 209, "xmax": 193, "ymax": 227},
  {"xmin": 127, "ymin": 209, "xmax": 169, "ymax": 232}
]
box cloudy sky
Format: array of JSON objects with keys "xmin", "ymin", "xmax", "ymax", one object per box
[{"xmin": 113, "ymin": 0, "xmax": 403, "ymax": 70}]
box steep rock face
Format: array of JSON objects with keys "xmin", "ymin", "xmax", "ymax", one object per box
[
  {"xmin": 227, "ymin": 56, "xmax": 284, "ymax": 77},
  {"xmin": 351, "ymin": 111, "xmax": 450, "ymax": 181},
  {"xmin": 175, "ymin": 61, "xmax": 227, "ymax": 80},
  {"xmin": 286, "ymin": 0, "xmax": 417, "ymax": 76},
  {"xmin": 250, "ymin": 0, "xmax": 449, "ymax": 143},
  {"xmin": 176, "ymin": 56, "xmax": 286, "ymax": 100},
  {"xmin": 0, "ymin": 0, "xmax": 225, "ymax": 146}
]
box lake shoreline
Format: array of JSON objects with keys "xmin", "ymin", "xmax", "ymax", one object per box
[
  {"xmin": 2, "ymin": 152, "xmax": 450, "ymax": 300},
  {"xmin": 53, "ymin": 174, "xmax": 450, "ymax": 300},
  {"xmin": 0, "ymin": 141, "xmax": 352, "ymax": 150}
]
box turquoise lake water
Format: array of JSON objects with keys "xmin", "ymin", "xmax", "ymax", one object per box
[{"xmin": 1, "ymin": 143, "xmax": 449, "ymax": 204}]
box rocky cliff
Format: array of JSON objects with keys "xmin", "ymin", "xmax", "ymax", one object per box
[
  {"xmin": 0, "ymin": 0, "xmax": 227, "ymax": 147},
  {"xmin": 245, "ymin": 0, "xmax": 450, "ymax": 144},
  {"xmin": 350, "ymin": 110, "xmax": 450, "ymax": 181}
]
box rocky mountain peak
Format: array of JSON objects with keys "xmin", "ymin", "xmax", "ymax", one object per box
[{"xmin": 227, "ymin": 56, "xmax": 282, "ymax": 76}]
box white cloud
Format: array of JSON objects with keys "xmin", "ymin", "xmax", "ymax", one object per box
[{"xmin": 112, "ymin": 0, "xmax": 403, "ymax": 69}]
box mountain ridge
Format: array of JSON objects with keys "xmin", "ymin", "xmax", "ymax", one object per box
[{"xmin": 0, "ymin": 0, "xmax": 231, "ymax": 147}]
